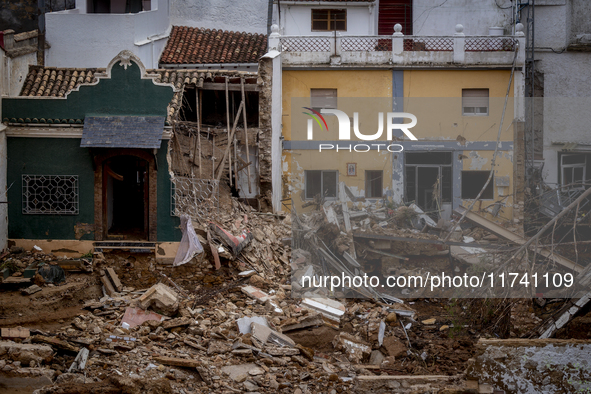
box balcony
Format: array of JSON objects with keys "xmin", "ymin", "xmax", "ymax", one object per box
[{"xmin": 269, "ymin": 24, "xmax": 525, "ymax": 68}]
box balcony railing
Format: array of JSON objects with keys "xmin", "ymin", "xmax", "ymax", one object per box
[
  {"xmin": 280, "ymin": 36, "xmax": 517, "ymax": 53},
  {"xmin": 270, "ymin": 23, "xmax": 525, "ymax": 66}
]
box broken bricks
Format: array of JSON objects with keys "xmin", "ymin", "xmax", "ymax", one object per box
[{"xmin": 137, "ymin": 283, "xmax": 179, "ymax": 316}]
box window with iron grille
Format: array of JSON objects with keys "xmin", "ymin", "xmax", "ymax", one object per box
[
  {"xmin": 462, "ymin": 89, "xmax": 489, "ymax": 116},
  {"xmin": 305, "ymin": 170, "xmax": 338, "ymax": 199},
  {"xmin": 22, "ymin": 175, "xmax": 79, "ymax": 215},
  {"xmin": 312, "ymin": 9, "xmax": 347, "ymax": 31}
]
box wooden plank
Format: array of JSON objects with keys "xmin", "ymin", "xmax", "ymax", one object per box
[
  {"xmin": 105, "ymin": 268, "xmax": 123, "ymax": 292},
  {"xmin": 202, "ymin": 82, "xmax": 260, "ymax": 92},
  {"xmin": 152, "ymin": 356, "xmax": 201, "ymax": 368},
  {"xmin": 454, "ymin": 206, "xmax": 584, "ymax": 273}
]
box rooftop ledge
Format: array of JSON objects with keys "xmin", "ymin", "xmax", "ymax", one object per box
[{"xmin": 268, "ymin": 23, "xmax": 526, "ymax": 67}]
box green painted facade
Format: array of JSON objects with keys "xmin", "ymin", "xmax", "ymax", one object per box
[
  {"xmin": 2, "ymin": 61, "xmax": 173, "ymax": 121},
  {"xmin": 3, "ymin": 57, "xmax": 181, "ymax": 243},
  {"xmin": 7, "ymin": 138, "xmax": 180, "ymax": 242}
]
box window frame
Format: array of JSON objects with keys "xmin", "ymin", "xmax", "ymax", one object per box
[
  {"xmin": 462, "ymin": 88, "xmax": 489, "ymax": 117},
  {"xmin": 304, "ymin": 170, "xmax": 339, "ymax": 200},
  {"xmin": 461, "ymin": 171, "xmax": 495, "ymax": 200},
  {"xmin": 311, "ymin": 9, "xmax": 347, "ymax": 32},
  {"xmin": 22, "ymin": 175, "xmax": 79, "ymax": 215},
  {"xmin": 365, "ymin": 170, "xmax": 384, "ymax": 199},
  {"xmin": 310, "ymin": 88, "xmax": 338, "ymax": 110},
  {"xmin": 561, "ymin": 154, "xmax": 587, "ymax": 189}
]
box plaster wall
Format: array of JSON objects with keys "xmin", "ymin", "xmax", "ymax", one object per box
[
  {"xmin": 535, "ymin": 51, "xmax": 591, "ymax": 186},
  {"xmin": 45, "ymin": 0, "xmax": 169, "ymax": 68},
  {"xmin": 279, "ymin": 5, "xmax": 373, "ymax": 36},
  {"xmin": 5, "ymin": 51, "xmax": 37, "ymax": 97},
  {"xmin": 170, "ymin": 0, "xmax": 269, "ymax": 34},
  {"xmin": 412, "ymin": 0, "xmax": 512, "ymax": 36},
  {"xmin": 282, "ymin": 70, "xmax": 392, "ymax": 212}
]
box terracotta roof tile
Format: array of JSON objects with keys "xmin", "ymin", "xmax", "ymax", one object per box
[
  {"xmin": 160, "ymin": 26, "xmax": 268, "ymax": 65},
  {"xmin": 20, "ymin": 65, "xmax": 102, "ymax": 97}
]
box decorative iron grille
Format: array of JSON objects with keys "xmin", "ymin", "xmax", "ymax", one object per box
[
  {"xmin": 403, "ymin": 37, "xmax": 453, "ymax": 51},
  {"xmin": 465, "ymin": 38, "xmax": 516, "ymax": 52},
  {"xmin": 171, "ymin": 177, "xmax": 219, "ymax": 219},
  {"xmin": 22, "ymin": 175, "xmax": 79, "ymax": 215},
  {"xmin": 280, "ymin": 37, "xmax": 331, "ymax": 52},
  {"xmin": 341, "ymin": 37, "xmax": 392, "ymax": 51}
]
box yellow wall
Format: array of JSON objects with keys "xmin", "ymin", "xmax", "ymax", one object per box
[
  {"xmin": 282, "ymin": 70, "xmax": 393, "ymax": 212},
  {"xmin": 282, "ymin": 69, "xmax": 517, "ymax": 220},
  {"xmin": 403, "ymin": 70, "xmax": 514, "ymax": 142},
  {"xmin": 403, "ymin": 70, "xmax": 516, "ymax": 219}
]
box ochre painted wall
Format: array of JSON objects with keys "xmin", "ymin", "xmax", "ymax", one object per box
[
  {"xmin": 282, "ymin": 70, "xmax": 393, "ymax": 211},
  {"xmin": 403, "ymin": 70, "xmax": 516, "ymax": 219}
]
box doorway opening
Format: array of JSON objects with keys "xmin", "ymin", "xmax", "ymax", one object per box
[
  {"xmin": 405, "ymin": 152, "xmax": 452, "ymax": 219},
  {"xmin": 104, "ymin": 155, "xmax": 148, "ymax": 240}
]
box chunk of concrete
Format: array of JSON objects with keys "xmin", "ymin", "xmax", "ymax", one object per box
[
  {"xmin": 251, "ymin": 322, "xmax": 295, "ymax": 348},
  {"xmin": 221, "ymin": 363, "xmax": 262, "ymax": 382},
  {"xmin": 21, "ymin": 285, "xmax": 42, "ymax": 295},
  {"xmin": 332, "ymin": 333, "xmax": 371, "ymax": 364},
  {"xmin": 369, "ymin": 350, "xmax": 386, "ymax": 366},
  {"xmin": 0, "ymin": 342, "xmax": 54, "ymax": 365},
  {"xmin": 137, "ymin": 283, "xmax": 179, "ymax": 316},
  {"xmin": 0, "ymin": 367, "xmax": 56, "ymax": 391}
]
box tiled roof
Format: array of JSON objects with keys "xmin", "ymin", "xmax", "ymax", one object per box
[
  {"xmin": 13, "ymin": 66, "xmax": 258, "ymax": 125},
  {"xmin": 159, "ymin": 26, "xmax": 268, "ymax": 65},
  {"xmin": 20, "ymin": 66, "xmax": 103, "ymax": 97}
]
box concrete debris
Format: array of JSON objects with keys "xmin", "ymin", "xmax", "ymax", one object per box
[
  {"xmin": 21, "ymin": 284, "xmax": 42, "ymax": 295},
  {"xmin": 332, "ymin": 332, "xmax": 371, "ymax": 363},
  {"xmin": 0, "ymin": 341, "xmax": 54, "ymax": 365},
  {"xmin": 1, "ymin": 327, "xmax": 29, "ymax": 339},
  {"xmin": 236, "ymin": 316, "xmax": 269, "ymax": 334},
  {"xmin": 67, "ymin": 347, "xmax": 89, "ymax": 373},
  {"xmin": 301, "ymin": 297, "xmax": 346, "ymax": 323},
  {"xmin": 279, "ymin": 313, "xmax": 324, "ymax": 332},
  {"xmin": 250, "ymin": 322, "xmax": 295, "ymax": 348},
  {"xmin": 0, "ymin": 195, "xmax": 585, "ymax": 394},
  {"xmin": 137, "ymin": 283, "xmax": 179, "ymax": 316}
]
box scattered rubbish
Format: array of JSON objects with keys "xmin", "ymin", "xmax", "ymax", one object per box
[
  {"xmin": 209, "ymin": 222, "xmax": 252, "ymax": 256},
  {"xmin": 37, "ymin": 264, "xmax": 66, "ymax": 284},
  {"xmin": 121, "ymin": 307, "xmax": 164, "ymax": 329},
  {"xmin": 173, "ymin": 214, "xmax": 204, "ymax": 266}
]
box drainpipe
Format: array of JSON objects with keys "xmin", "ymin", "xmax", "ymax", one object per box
[{"xmin": 37, "ymin": 0, "xmax": 45, "ymax": 66}]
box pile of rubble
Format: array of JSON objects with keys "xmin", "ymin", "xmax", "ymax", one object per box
[{"xmin": 0, "ymin": 197, "xmax": 588, "ymax": 393}]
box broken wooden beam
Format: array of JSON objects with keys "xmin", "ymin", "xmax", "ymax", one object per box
[{"xmin": 454, "ymin": 206, "xmax": 584, "ymax": 273}]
